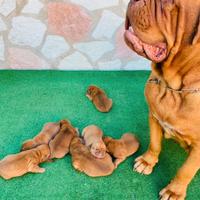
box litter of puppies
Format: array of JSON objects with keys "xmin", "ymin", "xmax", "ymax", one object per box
[{"xmin": 0, "ymin": 85, "xmax": 140, "ymax": 179}]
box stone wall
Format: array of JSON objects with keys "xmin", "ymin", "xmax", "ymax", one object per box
[{"xmin": 0, "ymin": 0, "xmax": 151, "ymax": 70}]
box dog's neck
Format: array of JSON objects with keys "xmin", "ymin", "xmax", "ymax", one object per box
[{"xmin": 152, "ymin": 43, "xmax": 200, "ymax": 90}]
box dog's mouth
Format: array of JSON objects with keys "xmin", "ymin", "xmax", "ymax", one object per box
[{"xmin": 124, "ymin": 21, "xmax": 167, "ymax": 63}]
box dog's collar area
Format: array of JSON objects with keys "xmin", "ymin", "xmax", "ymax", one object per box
[
  {"xmin": 147, "ymin": 78, "xmax": 200, "ymax": 94},
  {"xmin": 151, "ymin": 113, "xmax": 176, "ymax": 136}
]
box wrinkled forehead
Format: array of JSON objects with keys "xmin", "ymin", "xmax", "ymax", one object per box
[
  {"xmin": 126, "ymin": 0, "xmax": 167, "ymax": 41},
  {"xmin": 127, "ymin": 0, "xmax": 175, "ymax": 19}
]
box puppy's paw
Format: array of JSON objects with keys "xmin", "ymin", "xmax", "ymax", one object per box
[
  {"xmin": 38, "ymin": 168, "xmax": 46, "ymax": 173},
  {"xmin": 21, "ymin": 140, "xmax": 36, "ymax": 151},
  {"xmin": 73, "ymin": 161, "xmax": 83, "ymax": 172},
  {"xmin": 46, "ymin": 159, "xmax": 54, "ymax": 163},
  {"xmin": 114, "ymin": 158, "xmax": 125, "ymax": 169},
  {"xmin": 30, "ymin": 166, "xmax": 46, "ymax": 173},
  {"xmin": 159, "ymin": 181, "xmax": 187, "ymax": 200},
  {"xmin": 134, "ymin": 152, "xmax": 158, "ymax": 175}
]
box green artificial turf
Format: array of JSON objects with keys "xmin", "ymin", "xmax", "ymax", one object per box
[{"xmin": 0, "ymin": 71, "xmax": 199, "ymax": 200}]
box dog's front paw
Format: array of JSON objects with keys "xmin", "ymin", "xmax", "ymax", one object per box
[
  {"xmin": 133, "ymin": 152, "xmax": 158, "ymax": 175},
  {"xmin": 159, "ymin": 181, "xmax": 187, "ymax": 200}
]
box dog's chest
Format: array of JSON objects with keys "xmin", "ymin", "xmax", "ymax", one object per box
[
  {"xmin": 152, "ymin": 113, "xmax": 175, "ymax": 137},
  {"xmin": 145, "ymin": 81, "xmax": 192, "ymax": 149}
]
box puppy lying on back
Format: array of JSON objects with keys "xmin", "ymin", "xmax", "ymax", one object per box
[
  {"xmin": 0, "ymin": 144, "xmax": 50, "ymax": 180},
  {"xmin": 82, "ymin": 125, "xmax": 106, "ymax": 159},
  {"xmin": 49, "ymin": 120, "xmax": 77, "ymax": 159},
  {"xmin": 86, "ymin": 85, "xmax": 113, "ymax": 113},
  {"xmin": 21, "ymin": 122, "xmax": 60, "ymax": 151},
  {"xmin": 103, "ymin": 133, "xmax": 139, "ymax": 168},
  {"xmin": 70, "ymin": 137, "xmax": 114, "ymax": 177}
]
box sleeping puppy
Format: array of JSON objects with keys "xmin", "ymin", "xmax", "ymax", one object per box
[
  {"xmin": 86, "ymin": 85, "xmax": 113, "ymax": 113},
  {"xmin": 21, "ymin": 122, "xmax": 60, "ymax": 151},
  {"xmin": 49, "ymin": 120, "xmax": 77, "ymax": 159},
  {"xmin": 70, "ymin": 136, "xmax": 115, "ymax": 177},
  {"xmin": 103, "ymin": 133, "xmax": 140, "ymax": 168},
  {"xmin": 0, "ymin": 144, "xmax": 50, "ymax": 180},
  {"xmin": 82, "ymin": 125, "xmax": 106, "ymax": 159}
]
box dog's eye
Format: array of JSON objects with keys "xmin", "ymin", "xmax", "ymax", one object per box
[{"xmin": 129, "ymin": 0, "xmax": 141, "ymax": 4}]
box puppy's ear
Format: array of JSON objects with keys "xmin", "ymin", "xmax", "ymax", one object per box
[
  {"xmin": 106, "ymin": 147, "xmax": 110, "ymax": 153},
  {"xmin": 192, "ymin": 17, "xmax": 200, "ymax": 45}
]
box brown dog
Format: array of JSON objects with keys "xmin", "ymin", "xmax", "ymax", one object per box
[
  {"xmin": 49, "ymin": 120, "xmax": 77, "ymax": 159},
  {"xmin": 70, "ymin": 137, "xmax": 114, "ymax": 177},
  {"xmin": 125, "ymin": 0, "xmax": 200, "ymax": 199},
  {"xmin": 103, "ymin": 133, "xmax": 140, "ymax": 168},
  {"xmin": 86, "ymin": 85, "xmax": 112, "ymax": 113},
  {"xmin": 0, "ymin": 144, "xmax": 50, "ymax": 180},
  {"xmin": 82, "ymin": 125, "xmax": 106, "ymax": 159},
  {"xmin": 21, "ymin": 122, "xmax": 60, "ymax": 151}
]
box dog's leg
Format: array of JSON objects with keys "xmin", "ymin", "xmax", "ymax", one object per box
[
  {"xmin": 160, "ymin": 146, "xmax": 200, "ymax": 200},
  {"xmin": 134, "ymin": 113, "xmax": 163, "ymax": 175}
]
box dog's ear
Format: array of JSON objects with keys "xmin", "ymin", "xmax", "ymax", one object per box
[{"xmin": 192, "ymin": 17, "xmax": 200, "ymax": 45}]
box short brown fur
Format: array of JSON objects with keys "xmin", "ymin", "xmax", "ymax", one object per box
[
  {"xmin": 0, "ymin": 144, "xmax": 50, "ymax": 180},
  {"xmin": 21, "ymin": 122, "xmax": 60, "ymax": 151},
  {"xmin": 49, "ymin": 120, "xmax": 77, "ymax": 159},
  {"xmin": 86, "ymin": 85, "xmax": 112, "ymax": 113},
  {"xmin": 125, "ymin": 0, "xmax": 200, "ymax": 199},
  {"xmin": 104, "ymin": 133, "xmax": 140, "ymax": 168},
  {"xmin": 70, "ymin": 137, "xmax": 114, "ymax": 177},
  {"xmin": 82, "ymin": 125, "xmax": 106, "ymax": 159}
]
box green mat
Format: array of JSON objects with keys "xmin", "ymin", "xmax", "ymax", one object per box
[{"xmin": 0, "ymin": 71, "xmax": 198, "ymax": 200}]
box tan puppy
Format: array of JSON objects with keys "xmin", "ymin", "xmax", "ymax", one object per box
[
  {"xmin": 82, "ymin": 125, "xmax": 106, "ymax": 159},
  {"xmin": 49, "ymin": 120, "xmax": 77, "ymax": 159},
  {"xmin": 86, "ymin": 85, "xmax": 112, "ymax": 113},
  {"xmin": 0, "ymin": 144, "xmax": 50, "ymax": 180},
  {"xmin": 21, "ymin": 122, "xmax": 60, "ymax": 151},
  {"xmin": 70, "ymin": 137, "xmax": 114, "ymax": 177},
  {"xmin": 103, "ymin": 133, "xmax": 140, "ymax": 168},
  {"xmin": 125, "ymin": 0, "xmax": 200, "ymax": 199}
]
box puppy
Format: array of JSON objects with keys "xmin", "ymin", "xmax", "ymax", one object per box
[
  {"xmin": 103, "ymin": 133, "xmax": 139, "ymax": 168},
  {"xmin": 21, "ymin": 122, "xmax": 60, "ymax": 151},
  {"xmin": 0, "ymin": 144, "xmax": 50, "ymax": 180},
  {"xmin": 86, "ymin": 85, "xmax": 112, "ymax": 113},
  {"xmin": 82, "ymin": 125, "xmax": 106, "ymax": 159},
  {"xmin": 49, "ymin": 120, "xmax": 77, "ymax": 159},
  {"xmin": 70, "ymin": 137, "xmax": 115, "ymax": 177}
]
